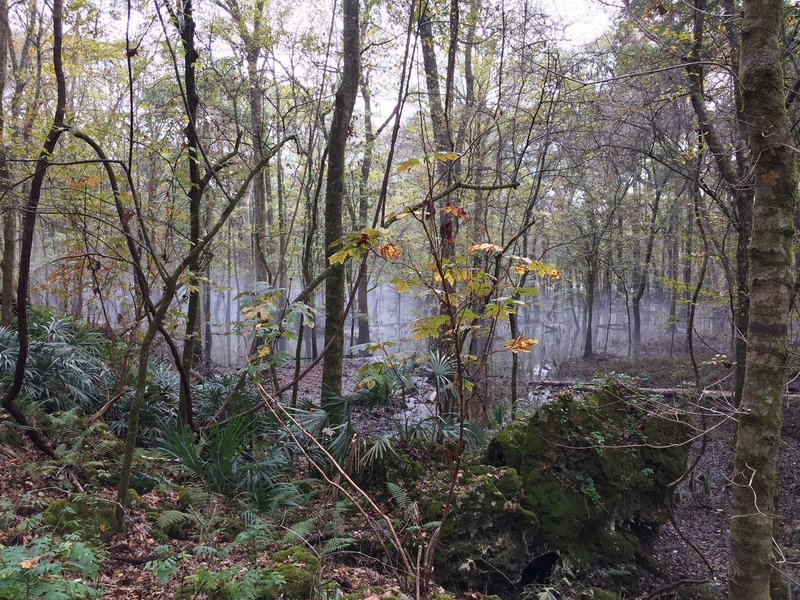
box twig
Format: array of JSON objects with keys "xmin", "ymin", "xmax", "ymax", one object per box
[{"xmin": 87, "ymin": 390, "xmax": 128, "ymax": 426}]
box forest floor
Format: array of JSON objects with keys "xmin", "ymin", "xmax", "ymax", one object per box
[{"xmin": 1, "ymin": 349, "xmax": 799, "ymax": 598}]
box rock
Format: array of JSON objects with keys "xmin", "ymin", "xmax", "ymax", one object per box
[
  {"xmin": 42, "ymin": 494, "xmax": 119, "ymax": 542},
  {"xmin": 261, "ymin": 546, "xmax": 321, "ymax": 600},
  {"xmin": 430, "ymin": 380, "xmax": 690, "ymax": 595}
]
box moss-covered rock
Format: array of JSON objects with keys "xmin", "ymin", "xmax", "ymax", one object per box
[
  {"xmin": 259, "ymin": 546, "xmax": 321, "ymax": 600},
  {"xmin": 42, "ymin": 494, "xmax": 119, "ymax": 541},
  {"xmin": 433, "ymin": 381, "xmax": 690, "ymax": 595},
  {"xmin": 428, "ymin": 466, "xmax": 541, "ymax": 593}
]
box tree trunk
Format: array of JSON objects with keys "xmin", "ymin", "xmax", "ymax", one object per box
[
  {"xmin": 1, "ymin": 0, "xmax": 66, "ymax": 457},
  {"xmin": 249, "ymin": 49, "xmax": 269, "ymax": 284},
  {"xmin": 583, "ymin": 256, "xmax": 596, "ymax": 360},
  {"xmin": 321, "ymin": 0, "xmax": 360, "ymax": 407},
  {"xmin": 0, "ymin": 0, "xmax": 12, "ymax": 326},
  {"xmin": 178, "ymin": 0, "xmax": 200, "ymax": 430},
  {"xmin": 729, "ymin": 1, "xmax": 797, "ymax": 597},
  {"xmin": 356, "ymin": 68, "xmax": 372, "ymax": 347},
  {"xmin": 632, "ymin": 187, "xmax": 660, "ymax": 346}
]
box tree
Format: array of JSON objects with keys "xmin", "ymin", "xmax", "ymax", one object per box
[
  {"xmin": 321, "ymin": 0, "xmax": 360, "ymax": 406},
  {"xmin": 729, "ymin": 0, "xmax": 797, "ymax": 597}
]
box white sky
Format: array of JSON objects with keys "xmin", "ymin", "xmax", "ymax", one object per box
[{"xmin": 541, "ymin": 0, "xmax": 615, "ymax": 45}]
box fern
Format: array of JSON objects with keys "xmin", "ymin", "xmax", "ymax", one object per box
[
  {"xmin": 283, "ymin": 517, "xmax": 316, "ymax": 544},
  {"xmin": 158, "ymin": 510, "xmax": 194, "ymax": 531},
  {"xmin": 386, "ymin": 482, "xmax": 411, "ymax": 510},
  {"xmin": 320, "ymin": 537, "xmax": 355, "ymax": 557}
]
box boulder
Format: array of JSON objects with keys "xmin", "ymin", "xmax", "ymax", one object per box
[{"xmin": 430, "ymin": 381, "xmax": 690, "ymax": 595}]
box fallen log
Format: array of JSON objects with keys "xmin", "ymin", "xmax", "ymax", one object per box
[{"xmin": 526, "ymin": 379, "xmax": 800, "ymax": 401}]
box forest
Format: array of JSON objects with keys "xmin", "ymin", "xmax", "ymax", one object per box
[{"xmin": 0, "ymin": 0, "xmax": 798, "ymax": 598}]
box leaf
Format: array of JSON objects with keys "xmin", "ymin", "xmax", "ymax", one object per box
[
  {"xmin": 433, "ymin": 150, "xmax": 461, "ymax": 162},
  {"xmin": 504, "ymin": 336, "xmax": 539, "ymax": 353},
  {"xmin": 391, "ymin": 278, "xmax": 411, "ymax": 293},
  {"xmin": 443, "ymin": 205, "xmax": 472, "ymax": 222},
  {"xmin": 19, "ymin": 556, "xmax": 41, "ymax": 569},
  {"xmin": 396, "ymin": 158, "xmax": 420, "ymax": 173},
  {"xmin": 412, "ymin": 314, "xmax": 450, "ymax": 340},
  {"xmin": 377, "ymin": 243, "xmax": 401, "ymax": 260}
]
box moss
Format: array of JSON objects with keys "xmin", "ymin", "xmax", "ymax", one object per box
[
  {"xmin": 219, "ymin": 517, "xmax": 246, "ymax": 542},
  {"xmin": 484, "ymin": 418, "xmax": 527, "ymax": 470},
  {"xmin": 495, "ymin": 467, "xmax": 523, "ymax": 499},
  {"xmin": 259, "ymin": 547, "xmax": 320, "ymax": 600},
  {"xmin": 677, "ymin": 582, "xmax": 725, "ymax": 600},
  {"xmin": 43, "ymin": 494, "xmax": 119, "ymax": 542},
  {"xmin": 439, "ymin": 382, "xmax": 690, "ymax": 595},
  {"xmin": 431, "ymin": 470, "xmax": 539, "ymax": 594}
]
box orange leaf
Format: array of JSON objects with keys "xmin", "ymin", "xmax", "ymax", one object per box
[
  {"xmin": 20, "ymin": 556, "xmax": 41, "ymax": 569},
  {"xmin": 377, "ymin": 243, "xmax": 401, "ymax": 260},
  {"xmin": 504, "ymin": 336, "xmax": 539, "ymax": 353},
  {"xmin": 443, "ymin": 205, "xmax": 472, "ymax": 222}
]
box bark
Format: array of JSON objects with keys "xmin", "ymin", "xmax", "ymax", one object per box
[
  {"xmin": 1, "ymin": 0, "xmax": 66, "ymax": 457},
  {"xmin": 583, "ymin": 255, "xmax": 597, "ymax": 359},
  {"xmin": 321, "ymin": 0, "xmax": 360, "ymax": 406},
  {"xmin": 418, "ymin": 4, "xmax": 458, "ymax": 258},
  {"xmin": 356, "ymin": 67, "xmax": 372, "ymax": 347},
  {"xmin": 729, "ymin": 1, "xmax": 797, "ymax": 597},
  {"xmin": 250, "ymin": 50, "xmax": 269, "ymax": 283},
  {"xmin": 178, "ymin": 0, "xmax": 200, "ymax": 430},
  {"xmin": 632, "ymin": 187, "xmax": 660, "ymax": 346}
]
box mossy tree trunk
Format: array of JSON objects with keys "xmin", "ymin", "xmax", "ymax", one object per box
[
  {"xmin": 729, "ymin": 0, "xmax": 797, "ymax": 597},
  {"xmin": 321, "ymin": 0, "xmax": 360, "ymax": 407}
]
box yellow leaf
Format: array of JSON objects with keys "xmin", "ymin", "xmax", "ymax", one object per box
[
  {"xmin": 396, "ymin": 158, "xmax": 420, "ymax": 174},
  {"xmin": 434, "ymin": 150, "xmax": 461, "ymax": 162},
  {"xmin": 392, "ymin": 279, "xmax": 411, "ymax": 293},
  {"xmin": 504, "ymin": 336, "xmax": 539, "ymax": 353},
  {"xmin": 511, "ymin": 264, "xmax": 528, "ymax": 275},
  {"xmin": 257, "ymin": 345, "xmax": 271, "ymax": 358}
]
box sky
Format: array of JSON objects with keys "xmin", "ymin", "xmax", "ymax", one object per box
[{"xmin": 541, "ymin": 0, "xmax": 615, "ymax": 45}]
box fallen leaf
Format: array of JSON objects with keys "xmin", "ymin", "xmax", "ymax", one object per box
[{"xmin": 20, "ymin": 556, "xmax": 41, "ymax": 569}]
